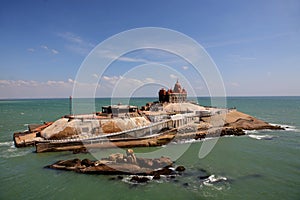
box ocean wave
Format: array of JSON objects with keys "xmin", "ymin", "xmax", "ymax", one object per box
[
  {"xmin": 0, "ymin": 141, "xmax": 14, "ymax": 147},
  {"xmin": 171, "ymin": 137, "xmax": 220, "ymax": 145},
  {"xmin": 201, "ymin": 175, "xmax": 229, "ymax": 191},
  {"xmin": 248, "ymin": 134, "xmax": 274, "ymax": 140},
  {"xmin": 171, "ymin": 139, "xmax": 199, "ymax": 145},
  {"xmin": 244, "ymin": 130, "xmax": 259, "ymax": 134},
  {"xmin": 0, "ymin": 141, "xmax": 31, "ymax": 158},
  {"xmin": 270, "ymin": 123, "xmax": 299, "ymax": 132},
  {"xmin": 122, "ymin": 175, "xmax": 156, "ymax": 185}
]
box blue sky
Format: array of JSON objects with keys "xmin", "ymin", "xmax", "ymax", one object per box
[{"xmin": 0, "ymin": 0, "xmax": 299, "ymax": 98}]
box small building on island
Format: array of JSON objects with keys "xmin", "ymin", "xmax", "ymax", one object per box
[
  {"xmin": 101, "ymin": 105, "xmax": 138, "ymax": 117},
  {"xmin": 159, "ymin": 80, "xmax": 187, "ymax": 103}
]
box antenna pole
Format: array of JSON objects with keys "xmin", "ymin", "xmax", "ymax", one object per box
[{"xmin": 69, "ymin": 96, "xmax": 72, "ymax": 115}]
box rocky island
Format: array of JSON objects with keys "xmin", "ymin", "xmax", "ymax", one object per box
[
  {"xmin": 13, "ymin": 80, "xmax": 283, "ymax": 152},
  {"xmin": 46, "ymin": 149, "xmax": 185, "ymax": 183}
]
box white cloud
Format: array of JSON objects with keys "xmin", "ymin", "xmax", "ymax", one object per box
[
  {"xmin": 145, "ymin": 77, "xmax": 155, "ymax": 82},
  {"xmin": 182, "ymin": 66, "xmax": 189, "ymax": 70},
  {"xmin": 0, "ymin": 79, "xmax": 74, "ymax": 98},
  {"xmin": 51, "ymin": 49, "xmax": 59, "ymax": 54},
  {"xmin": 27, "ymin": 48, "xmax": 35, "ymax": 52},
  {"xmin": 117, "ymin": 56, "xmax": 151, "ymax": 63},
  {"xmin": 101, "ymin": 75, "xmax": 121, "ymax": 85},
  {"xmin": 38, "ymin": 45, "xmax": 59, "ymax": 55},
  {"xmin": 169, "ymin": 74, "xmax": 178, "ymax": 79},
  {"xmin": 227, "ymin": 54, "xmax": 256, "ymax": 62},
  {"xmin": 58, "ymin": 32, "xmax": 84, "ymax": 45},
  {"xmin": 203, "ymin": 32, "xmax": 292, "ymax": 48},
  {"xmin": 41, "ymin": 45, "xmax": 49, "ymax": 50},
  {"xmin": 92, "ymin": 74, "xmax": 99, "ymax": 79},
  {"xmin": 230, "ymin": 82, "xmax": 240, "ymax": 87},
  {"xmin": 58, "ymin": 32, "xmax": 95, "ymax": 55}
]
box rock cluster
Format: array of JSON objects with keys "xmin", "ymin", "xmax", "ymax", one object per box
[{"xmin": 46, "ymin": 149, "xmax": 184, "ymax": 182}]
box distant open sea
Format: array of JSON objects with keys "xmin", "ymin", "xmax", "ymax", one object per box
[{"xmin": 0, "ymin": 97, "xmax": 299, "ymax": 200}]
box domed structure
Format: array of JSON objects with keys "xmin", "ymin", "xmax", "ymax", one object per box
[
  {"xmin": 158, "ymin": 80, "xmax": 187, "ymax": 103},
  {"xmin": 173, "ymin": 80, "xmax": 182, "ymax": 93}
]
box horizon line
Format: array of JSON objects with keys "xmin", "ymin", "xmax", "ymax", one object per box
[{"xmin": 1, "ymin": 95, "xmax": 300, "ymax": 100}]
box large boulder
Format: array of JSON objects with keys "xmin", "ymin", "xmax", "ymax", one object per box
[
  {"xmin": 101, "ymin": 117, "xmax": 150, "ymax": 134},
  {"xmin": 224, "ymin": 110, "xmax": 282, "ymax": 130},
  {"xmin": 41, "ymin": 118, "xmax": 69, "ymax": 139},
  {"xmin": 48, "ymin": 126, "xmax": 80, "ymax": 140},
  {"xmin": 41, "ymin": 118, "xmax": 100, "ymax": 139}
]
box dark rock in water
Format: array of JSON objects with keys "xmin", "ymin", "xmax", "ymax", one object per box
[
  {"xmin": 169, "ymin": 175, "xmax": 176, "ymax": 179},
  {"xmin": 198, "ymin": 168, "xmax": 210, "ymax": 180},
  {"xmin": 182, "ymin": 182, "xmax": 189, "ymax": 187},
  {"xmin": 198, "ymin": 175, "xmax": 210, "ymax": 180},
  {"xmin": 130, "ymin": 176, "xmax": 150, "ymax": 183},
  {"xmin": 175, "ymin": 166, "xmax": 185, "ymax": 172},
  {"xmin": 151, "ymin": 167, "xmax": 173, "ymax": 176},
  {"xmin": 46, "ymin": 149, "xmax": 184, "ymax": 185},
  {"xmin": 153, "ymin": 174, "xmax": 161, "ymax": 180},
  {"xmin": 109, "ymin": 176, "xmax": 124, "ymax": 181},
  {"xmin": 73, "ymin": 148, "xmax": 87, "ymax": 154},
  {"xmin": 60, "ymin": 158, "xmax": 81, "ymax": 167},
  {"xmin": 81, "ymin": 158, "xmax": 93, "ymax": 167}
]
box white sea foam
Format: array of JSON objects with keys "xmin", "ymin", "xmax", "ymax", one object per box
[
  {"xmin": 0, "ymin": 141, "xmax": 31, "ymax": 158},
  {"xmin": 172, "ymin": 137, "xmax": 220, "ymax": 145},
  {"xmin": 270, "ymin": 123, "xmax": 299, "ymax": 132},
  {"xmin": 0, "ymin": 141, "xmax": 14, "ymax": 147},
  {"xmin": 248, "ymin": 134, "xmax": 274, "ymax": 140},
  {"xmin": 203, "ymin": 175, "xmax": 227, "ymax": 185},
  {"xmin": 0, "ymin": 148, "xmax": 31, "ymax": 158},
  {"xmin": 172, "ymin": 139, "xmax": 198, "ymax": 145},
  {"xmin": 122, "ymin": 175, "xmax": 154, "ymax": 185},
  {"xmin": 201, "ymin": 175, "xmax": 229, "ymax": 191},
  {"xmin": 244, "ymin": 130, "xmax": 259, "ymax": 134}
]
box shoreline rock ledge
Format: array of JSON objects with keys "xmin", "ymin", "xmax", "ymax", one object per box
[{"xmin": 46, "ymin": 149, "xmax": 185, "ymax": 182}]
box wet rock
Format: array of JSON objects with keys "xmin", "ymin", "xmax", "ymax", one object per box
[
  {"xmin": 169, "ymin": 175, "xmax": 176, "ymax": 179},
  {"xmin": 182, "ymin": 183, "xmax": 189, "ymax": 187},
  {"xmin": 81, "ymin": 158, "xmax": 93, "ymax": 167},
  {"xmin": 175, "ymin": 166, "xmax": 185, "ymax": 172},
  {"xmin": 198, "ymin": 168, "xmax": 210, "ymax": 180},
  {"xmin": 60, "ymin": 158, "xmax": 81, "ymax": 167},
  {"xmin": 198, "ymin": 175, "xmax": 210, "ymax": 180},
  {"xmin": 46, "ymin": 150, "xmax": 184, "ymax": 181},
  {"xmin": 130, "ymin": 176, "xmax": 150, "ymax": 183},
  {"xmin": 153, "ymin": 174, "xmax": 161, "ymax": 180},
  {"xmin": 151, "ymin": 167, "xmax": 173, "ymax": 176}
]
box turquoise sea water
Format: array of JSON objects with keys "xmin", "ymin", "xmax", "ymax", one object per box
[{"xmin": 0, "ymin": 97, "xmax": 299, "ymax": 200}]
